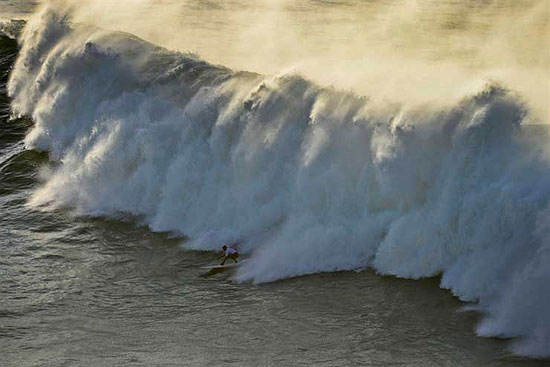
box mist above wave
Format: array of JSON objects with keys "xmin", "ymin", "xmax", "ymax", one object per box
[
  {"xmin": 8, "ymin": 3, "xmax": 550, "ymax": 358},
  {"xmin": 48, "ymin": 0, "xmax": 550, "ymax": 122}
]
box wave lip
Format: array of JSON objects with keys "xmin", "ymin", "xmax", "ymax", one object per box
[{"xmin": 8, "ymin": 4, "xmax": 550, "ymax": 358}]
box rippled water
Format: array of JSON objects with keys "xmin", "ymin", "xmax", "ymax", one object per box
[{"xmin": 1, "ymin": 211, "xmax": 538, "ymax": 366}]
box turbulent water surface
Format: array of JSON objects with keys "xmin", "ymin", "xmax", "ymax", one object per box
[{"xmin": 1, "ymin": 1, "xmax": 549, "ymax": 366}]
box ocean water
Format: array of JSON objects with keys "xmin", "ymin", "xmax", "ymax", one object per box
[{"xmin": 1, "ymin": 1, "xmax": 549, "ymax": 366}]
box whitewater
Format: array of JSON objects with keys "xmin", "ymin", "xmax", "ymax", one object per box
[{"xmin": 4, "ymin": 0, "xmax": 550, "ymax": 359}]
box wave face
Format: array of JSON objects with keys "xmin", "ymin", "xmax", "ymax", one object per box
[{"xmin": 7, "ymin": 5, "xmax": 550, "ymax": 357}]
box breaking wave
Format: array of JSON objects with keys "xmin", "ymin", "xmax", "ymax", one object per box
[{"xmin": 6, "ymin": 5, "xmax": 550, "ymax": 358}]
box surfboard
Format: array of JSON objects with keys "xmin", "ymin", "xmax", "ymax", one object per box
[{"xmin": 200, "ymin": 260, "xmax": 245, "ymax": 269}]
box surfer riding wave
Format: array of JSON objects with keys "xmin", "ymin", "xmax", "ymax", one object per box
[{"xmin": 219, "ymin": 245, "xmax": 239, "ymax": 265}]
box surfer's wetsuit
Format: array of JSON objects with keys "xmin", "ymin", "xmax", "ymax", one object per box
[{"xmin": 220, "ymin": 246, "xmax": 239, "ymax": 265}]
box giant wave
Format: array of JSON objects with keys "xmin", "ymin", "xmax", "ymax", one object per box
[{"xmin": 6, "ymin": 4, "xmax": 550, "ymax": 358}]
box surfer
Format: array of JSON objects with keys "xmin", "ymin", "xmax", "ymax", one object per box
[{"xmin": 219, "ymin": 245, "xmax": 239, "ymax": 265}]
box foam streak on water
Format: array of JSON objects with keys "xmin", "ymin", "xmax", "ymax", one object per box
[{"xmin": 5, "ymin": 2, "xmax": 550, "ymax": 358}]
